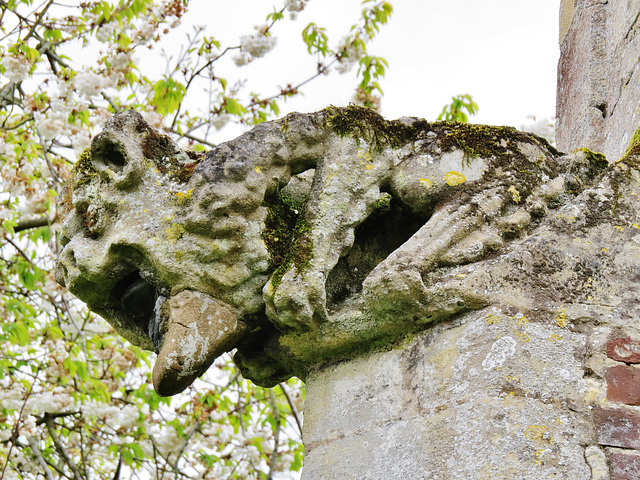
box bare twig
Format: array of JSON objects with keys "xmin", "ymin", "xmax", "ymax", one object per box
[
  {"xmin": 35, "ymin": 128, "xmax": 62, "ymax": 190},
  {"xmin": 101, "ymin": 92, "xmax": 121, "ymax": 113},
  {"xmin": 112, "ymin": 450, "xmax": 123, "ymax": 480},
  {"xmin": 266, "ymin": 388, "xmax": 282, "ymax": 480},
  {"xmin": 4, "ymin": 237, "xmax": 36, "ymax": 268},
  {"xmin": 278, "ymin": 382, "xmax": 303, "ymax": 438},
  {"xmin": 173, "ymin": 420, "xmax": 200, "ymax": 466},
  {"xmin": 173, "ymin": 131, "xmax": 216, "ymax": 148},
  {"xmin": 0, "ymin": 360, "xmax": 43, "ymax": 480}
]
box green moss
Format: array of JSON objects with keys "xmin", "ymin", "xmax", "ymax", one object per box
[
  {"xmin": 71, "ymin": 148, "xmax": 98, "ymax": 186},
  {"xmin": 61, "ymin": 148, "xmax": 97, "ymax": 215},
  {"xmin": 621, "ymin": 126, "xmax": 640, "ymax": 161},
  {"xmin": 436, "ymin": 122, "xmax": 562, "ymax": 163},
  {"xmin": 609, "ymin": 128, "xmax": 640, "ymax": 211},
  {"xmin": 261, "ymin": 190, "xmax": 312, "ymax": 288},
  {"xmin": 374, "ymin": 193, "xmax": 392, "ymax": 212},
  {"xmin": 577, "ymin": 147, "xmax": 607, "ymax": 165},
  {"xmin": 324, "ymin": 104, "xmax": 431, "ymax": 152},
  {"xmin": 141, "ymin": 131, "xmax": 203, "ymax": 182}
]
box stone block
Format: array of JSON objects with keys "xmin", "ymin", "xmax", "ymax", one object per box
[
  {"xmin": 607, "ymin": 337, "xmax": 640, "ymax": 364},
  {"xmin": 606, "ymin": 365, "xmax": 640, "ymax": 405},
  {"xmin": 610, "ymin": 452, "xmax": 640, "ymax": 480},
  {"xmin": 594, "ymin": 407, "xmax": 640, "ymax": 449}
]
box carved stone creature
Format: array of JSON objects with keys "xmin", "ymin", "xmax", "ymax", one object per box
[{"xmin": 56, "ymin": 106, "xmax": 608, "ymax": 395}]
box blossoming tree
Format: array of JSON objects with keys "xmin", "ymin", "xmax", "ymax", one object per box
[{"xmin": 0, "ymin": 0, "xmax": 393, "ymax": 478}]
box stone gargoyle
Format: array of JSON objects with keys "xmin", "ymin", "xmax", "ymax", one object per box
[{"xmin": 56, "ymin": 106, "xmax": 611, "ymax": 396}]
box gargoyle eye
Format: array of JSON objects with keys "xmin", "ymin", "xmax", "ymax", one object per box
[{"xmin": 100, "ymin": 143, "xmax": 126, "ymax": 172}]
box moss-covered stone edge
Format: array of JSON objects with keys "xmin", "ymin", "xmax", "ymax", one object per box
[
  {"xmin": 322, "ymin": 104, "xmax": 562, "ymax": 160},
  {"xmin": 260, "ymin": 189, "xmax": 312, "ymax": 289}
]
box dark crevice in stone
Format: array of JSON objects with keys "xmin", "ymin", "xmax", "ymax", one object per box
[{"xmin": 325, "ymin": 198, "xmax": 425, "ymax": 308}]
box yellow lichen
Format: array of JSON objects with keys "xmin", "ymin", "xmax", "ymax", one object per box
[
  {"xmin": 525, "ymin": 425, "xmax": 549, "ymax": 441},
  {"xmin": 173, "ymin": 189, "xmax": 194, "ymax": 206},
  {"xmin": 507, "ymin": 185, "xmax": 521, "ymax": 203},
  {"xmin": 419, "ymin": 178, "xmax": 433, "ymax": 188},
  {"xmin": 166, "ymin": 223, "xmax": 185, "ymax": 242},
  {"xmin": 549, "ymin": 334, "xmax": 562, "ymax": 341},
  {"xmin": 555, "ymin": 307, "xmax": 568, "ymax": 328},
  {"xmin": 444, "ymin": 171, "xmax": 465, "ymax": 186}
]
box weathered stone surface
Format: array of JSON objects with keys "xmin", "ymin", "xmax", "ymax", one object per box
[
  {"xmin": 607, "ymin": 336, "xmax": 640, "ymax": 363},
  {"xmin": 610, "ymin": 452, "xmax": 640, "ymax": 480},
  {"xmin": 585, "ymin": 446, "xmax": 610, "ymax": 480},
  {"xmin": 605, "ymin": 365, "xmax": 640, "ymax": 405},
  {"xmin": 58, "ymin": 106, "xmax": 608, "ymax": 392},
  {"xmin": 557, "ymin": 0, "xmax": 640, "ymax": 160}
]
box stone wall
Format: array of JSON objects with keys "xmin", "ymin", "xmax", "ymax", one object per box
[
  {"xmin": 302, "ymin": 313, "xmax": 640, "ymax": 479},
  {"xmin": 556, "ymin": 0, "xmax": 640, "ymax": 161}
]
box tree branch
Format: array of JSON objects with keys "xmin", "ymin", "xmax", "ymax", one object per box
[
  {"xmin": 4, "ymin": 237, "xmax": 36, "ymax": 267},
  {"xmin": 0, "ymin": 360, "xmax": 43, "ymax": 480},
  {"xmin": 43, "ymin": 413, "xmax": 83, "ymax": 480},
  {"xmin": 14, "ymin": 216, "xmax": 51, "ymax": 233},
  {"xmin": 28, "ymin": 436, "xmax": 55, "ymax": 480}
]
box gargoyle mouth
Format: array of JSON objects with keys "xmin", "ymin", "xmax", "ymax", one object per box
[{"xmin": 113, "ymin": 271, "xmax": 162, "ymax": 349}]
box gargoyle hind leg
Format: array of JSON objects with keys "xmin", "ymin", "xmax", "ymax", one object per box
[
  {"xmin": 263, "ymin": 139, "xmax": 395, "ymax": 331},
  {"xmin": 362, "ymin": 201, "xmax": 497, "ymax": 328}
]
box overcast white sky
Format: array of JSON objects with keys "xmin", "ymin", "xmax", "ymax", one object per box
[{"xmin": 148, "ymin": 0, "xmax": 560, "ymax": 141}]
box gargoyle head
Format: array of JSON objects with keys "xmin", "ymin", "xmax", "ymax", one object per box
[{"xmin": 56, "ymin": 111, "xmax": 275, "ymax": 395}]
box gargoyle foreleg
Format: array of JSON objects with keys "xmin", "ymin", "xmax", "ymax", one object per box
[
  {"xmin": 362, "ymin": 200, "xmax": 499, "ymax": 328},
  {"xmin": 263, "ymin": 138, "xmax": 396, "ymax": 331}
]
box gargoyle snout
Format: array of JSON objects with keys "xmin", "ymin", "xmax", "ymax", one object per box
[{"xmin": 55, "ymin": 241, "xmax": 79, "ymax": 290}]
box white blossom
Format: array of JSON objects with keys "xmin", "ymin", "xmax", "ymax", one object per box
[
  {"xmin": 241, "ymin": 35, "xmax": 277, "ymax": 58},
  {"xmin": 95, "ymin": 22, "xmax": 117, "ymax": 42},
  {"xmin": 25, "ymin": 390, "xmax": 74, "ymax": 415},
  {"xmin": 72, "ymin": 130, "xmax": 92, "ymax": 153},
  {"xmin": 210, "ymin": 113, "xmax": 232, "ymax": 130},
  {"xmin": 117, "ymin": 405, "xmax": 140, "ymax": 429},
  {"xmin": 232, "ymin": 51, "xmax": 253, "ymax": 67},
  {"xmin": 238, "ymin": 26, "xmax": 277, "ymax": 59},
  {"xmin": 143, "ymin": 105, "xmax": 164, "ymax": 129},
  {"xmin": 285, "ymin": 0, "xmax": 306, "ymax": 19},
  {"xmin": 335, "ymin": 36, "xmax": 365, "ymax": 74},
  {"xmin": 74, "ymin": 70, "xmax": 106, "ymax": 98},
  {"xmin": 285, "ymin": 0, "xmax": 305, "ymax": 12},
  {"xmin": 2, "ymin": 55, "xmax": 31, "ymax": 83},
  {"xmin": 521, "ymin": 115, "xmax": 556, "ymax": 145}
]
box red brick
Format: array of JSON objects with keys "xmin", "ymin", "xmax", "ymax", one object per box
[
  {"xmin": 608, "ymin": 337, "xmax": 640, "ymax": 363},
  {"xmin": 607, "ymin": 365, "xmax": 640, "ymax": 405},
  {"xmin": 594, "ymin": 407, "xmax": 640, "ymax": 449},
  {"xmin": 611, "ymin": 452, "xmax": 640, "ymax": 480}
]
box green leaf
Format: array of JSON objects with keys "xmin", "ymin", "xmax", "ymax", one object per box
[
  {"xmin": 152, "ymin": 78, "xmax": 186, "ymax": 115},
  {"xmin": 223, "ymin": 98, "xmax": 247, "ymax": 116}
]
